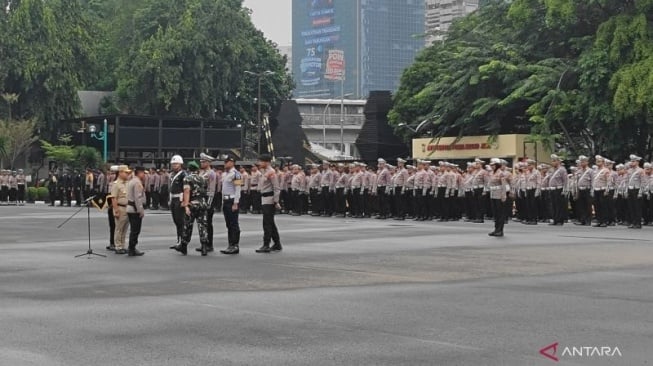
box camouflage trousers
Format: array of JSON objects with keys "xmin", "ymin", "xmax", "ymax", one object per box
[{"xmin": 181, "ymin": 206, "xmax": 209, "ymax": 246}]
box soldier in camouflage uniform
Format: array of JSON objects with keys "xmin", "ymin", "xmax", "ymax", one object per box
[{"xmin": 172, "ymin": 161, "xmax": 210, "ymax": 256}]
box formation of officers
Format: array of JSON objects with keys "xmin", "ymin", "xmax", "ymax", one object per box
[
  {"xmin": 46, "ymin": 166, "xmax": 173, "ymax": 209},
  {"xmin": 103, "ymin": 153, "xmax": 282, "ymax": 257},
  {"xmin": 0, "ymin": 169, "xmax": 27, "ymax": 205},
  {"xmin": 250, "ymin": 153, "xmax": 652, "ymax": 235}
]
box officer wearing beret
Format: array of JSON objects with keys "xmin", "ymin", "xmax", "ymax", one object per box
[
  {"xmin": 220, "ymin": 156, "xmax": 242, "ymax": 255},
  {"xmin": 255, "ymin": 154, "xmax": 282, "ymax": 253},
  {"xmin": 197, "ymin": 153, "xmax": 217, "ymax": 253}
]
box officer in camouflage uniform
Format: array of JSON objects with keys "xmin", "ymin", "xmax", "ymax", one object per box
[{"xmin": 171, "ymin": 161, "xmax": 210, "ymax": 256}]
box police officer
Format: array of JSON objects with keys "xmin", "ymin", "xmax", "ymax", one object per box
[
  {"xmin": 255, "ymin": 154, "xmax": 282, "ymax": 253},
  {"xmin": 0, "ymin": 170, "xmax": 7, "ymax": 204},
  {"xmin": 548, "ymin": 154, "xmax": 568, "ymax": 226},
  {"xmin": 197, "ymin": 153, "xmax": 217, "ymax": 253},
  {"xmin": 106, "ymin": 166, "xmax": 118, "ymax": 251},
  {"xmin": 126, "ymin": 167, "xmax": 146, "ymax": 256},
  {"xmin": 172, "ymin": 161, "xmax": 210, "ymax": 256},
  {"xmin": 574, "ymin": 155, "xmax": 593, "ymax": 226},
  {"xmin": 626, "ymin": 154, "xmax": 646, "ymax": 229},
  {"xmin": 592, "ymin": 155, "xmax": 611, "ymax": 227},
  {"xmin": 220, "ymin": 156, "xmax": 243, "ymax": 255},
  {"xmin": 168, "ymin": 155, "xmax": 187, "ymax": 246},
  {"xmin": 16, "ymin": 169, "xmax": 26, "ymax": 205},
  {"xmin": 488, "ymin": 158, "xmax": 508, "ymax": 237},
  {"xmin": 47, "ymin": 171, "xmax": 58, "ymax": 206},
  {"xmin": 375, "ymin": 158, "xmax": 391, "ymax": 219}
]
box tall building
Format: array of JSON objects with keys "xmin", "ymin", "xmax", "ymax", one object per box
[
  {"xmin": 292, "ymin": 0, "xmax": 425, "ymax": 99},
  {"xmin": 425, "ymin": 0, "xmax": 479, "ymax": 45}
]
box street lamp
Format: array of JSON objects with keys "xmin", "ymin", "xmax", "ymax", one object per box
[
  {"xmin": 339, "ymin": 93, "xmax": 354, "ymax": 155},
  {"xmin": 245, "ymin": 70, "xmax": 275, "ymax": 155},
  {"xmin": 398, "ymin": 118, "xmax": 436, "ymax": 136},
  {"xmin": 88, "ymin": 118, "xmax": 108, "ymax": 163},
  {"xmin": 322, "ymin": 93, "xmax": 353, "ymax": 150}
]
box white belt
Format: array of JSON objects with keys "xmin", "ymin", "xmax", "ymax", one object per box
[
  {"xmin": 629, "ymin": 186, "xmax": 638, "ymax": 190},
  {"xmin": 223, "ymin": 195, "xmax": 236, "ymax": 199},
  {"xmin": 594, "ymin": 188, "xmax": 605, "ymax": 191},
  {"xmin": 171, "ymin": 193, "xmax": 183, "ymax": 199},
  {"xmin": 578, "ymin": 187, "xmax": 589, "ymax": 191},
  {"xmin": 473, "ymin": 185, "xmax": 484, "ymax": 189}
]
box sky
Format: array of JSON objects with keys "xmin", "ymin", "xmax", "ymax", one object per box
[{"xmin": 243, "ymin": 0, "xmax": 293, "ymax": 46}]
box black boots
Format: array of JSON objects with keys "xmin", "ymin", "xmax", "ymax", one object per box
[{"xmin": 171, "ymin": 244, "xmax": 187, "ymax": 255}]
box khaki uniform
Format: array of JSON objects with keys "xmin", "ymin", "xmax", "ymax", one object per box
[{"xmin": 111, "ymin": 178, "xmax": 129, "ymax": 250}]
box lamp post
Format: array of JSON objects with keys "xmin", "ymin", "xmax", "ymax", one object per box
[
  {"xmin": 338, "ymin": 91, "xmax": 354, "ymax": 155},
  {"xmin": 322, "ymin": 93, "xmax": 353, "ymax": 151},
  {"xmin": 245, "ymin": 70, "xmax": 275, "ymax": 155},
  {"xmin": 89, "ymin": 118, "xmax": 108, "ymax": 163}
]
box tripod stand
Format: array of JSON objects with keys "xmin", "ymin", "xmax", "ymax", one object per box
[{"xmin": 58, "ymin": 196, "xmax": 106, "ymax": 258}]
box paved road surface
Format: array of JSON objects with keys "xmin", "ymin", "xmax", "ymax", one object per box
[{"xmin": 0, "ymin": 205, "xmax": 651, "ymax": 365}]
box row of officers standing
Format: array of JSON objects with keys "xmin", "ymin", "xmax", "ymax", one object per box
[
  {"xmin": 0, "ymin": 169, "xmax": 28, "ymax": 205},
  {"xmin": 237, "ymin": 153, "xmax": 651, "ymax": 237},
  {"xmin": 103, "ymin": 153, "xmax": 282, "ymax": 257},
  {"xmin": 47, "ymin": 167, "xmax": 173, "ymax": 209}
]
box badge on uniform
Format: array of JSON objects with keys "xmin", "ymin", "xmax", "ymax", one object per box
[{"xmin": 92, "ymin": 194, "xmax": 110, "ymax": 211}]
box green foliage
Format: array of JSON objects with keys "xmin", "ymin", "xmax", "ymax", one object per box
[
  {"xmin": 41, "ymin": 139, "xmax": 75, "ymax": 167},
  {"xmin": 391, "ymin": 0, "xmax": 653, "ymax": 160},
  {"xmin": 0, "ymin": 118, "xmax": 38, "ymax": 168},
  {"xmin": 88, "ymin": 0, "xmax": 293, "ymax": 121},
  {"xmin": 41, "ymin": 134, "xmax": 102, "ymax": 169},
  {"xmin": 27, "ymin": 186, "xmax": 38, "ymax": 201},
  {"xmin": 0, "ymin": 0, "xmax": 93, "ymax": 133},
  {"xmin": 72, "ymin": 145, "xmax": 102, "ymax": 169},
  {"xmin": 0, "ymin": 0, "xmax": 293, "ymax": 139},
  {"xmin": 37, "ymin": 187, "xmax": 49, "ymax": 201}
]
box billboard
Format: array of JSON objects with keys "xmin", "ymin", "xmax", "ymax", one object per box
[
  {"xmin": 324, "ymin": 49, "xmax": 345, "ymax": 81},
  {"xmin": 298, "ymin": 0, "xmax": 342, "ymax": 88}
]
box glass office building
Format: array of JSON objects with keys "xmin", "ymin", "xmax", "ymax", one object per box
[{"xmin": 292, "ymin": 0, "xmax": 425, "ymax": 99}]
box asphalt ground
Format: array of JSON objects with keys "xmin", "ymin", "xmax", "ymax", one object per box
[{"xmin": 0, "ymin": 204, "xmax": 651, "ymax": 366}]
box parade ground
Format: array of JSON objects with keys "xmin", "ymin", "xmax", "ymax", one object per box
[{"xmin": 0, "ymin": 205, "xmax": 651, "ymax": 366}]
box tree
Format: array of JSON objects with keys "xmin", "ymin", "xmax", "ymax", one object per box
[
  {"xmin": 72, "ymin": 145, "xmax": 102, "ymax": 169},
  {"xmin": 390, "ymin": 0, "xmax": 653, "ymax": 160},
  {"xmin": 1, "ymin": 92, "xmax": 19, "ymax": 120},
  {"xmin": 113, "ymin": 0, "xmax": 293, "ymax": 121},
  {"xmin": 40, "ymin": 135, "xmax": 102, "ymax": 169},
  {"xmin": 41, "ymin": 135, "xmax": 76, "ymax": 167},
  {"xmin": 0, "ymin": 119, "xmax": 38, "ymax": 169},
  {"xmin": 0, "ymin": 0, "xmax": 95, "ymax": 136}
]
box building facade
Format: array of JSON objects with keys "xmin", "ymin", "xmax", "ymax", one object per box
[
  {"xmin": 295, "ymin": 98, "xmax": 367, "ymax": 157},
  {"xmin": 425, "ymin": 0, "xmax": 479, "ymax": 44},
  {"xmin": 292, "ymin": 0, "xmax": 425, "ymax": 99}
]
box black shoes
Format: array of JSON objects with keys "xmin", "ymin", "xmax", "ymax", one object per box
[
  {"xmin": 196, "ymin": 247, "xmax": 214, "ymax": 253},
  {"xmin": 220, "ymin": 245, "xmax": 239, "ymax": 255},
  {"xmin": 488, "ymin": 231, "xmax": 504, "ymax": 237},
  {"xmin": 128, "ymin": 249, "xmax": 145, "ymax": 257},
  {"xmin": 114, "ymin": 249, "xmax": 127, "ymax": 254},
  {"xmin": 106, "ymin": 245, "xmax": 116, "ymax": 251},
  {"xmin": 255, "ymin": 245, "xmax": 271, "ymax": 253},
  {"xmin": 270, "ymin": 243, "xmax": 283, "ymax": 252}
]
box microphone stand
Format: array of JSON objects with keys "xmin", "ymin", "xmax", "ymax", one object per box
[{"xmin": 58, "ymin": 195, "xmax": 106, "ymax": 258}]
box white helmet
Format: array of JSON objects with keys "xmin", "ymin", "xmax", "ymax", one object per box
[{"xmin": 170, "ymin": 155, "xmax": 184, "ymax": 165}]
